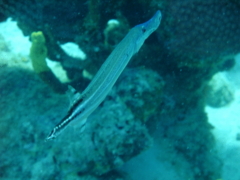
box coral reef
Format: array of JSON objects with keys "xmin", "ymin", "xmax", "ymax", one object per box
[
  {"xmin": 1, "ymin": 0, "xmax": 239, "ymax": 76},
  {"xmin": 156, "ymin": 104, "xmax": 222, "ymax": 179},
  {"xmin": 116, "ymin": 68, "xmax": 165, "ymax": 122},
  {"xmin": 160, "ymin": 0, "xmax": 240, "ymax": 68},
  {"xmin": 205, "ymin": 72, "xmax": 234, "ymax": 107},
  {"xmin": 0, "ymin": 0, "xmax": 89, "ymax": 79},
  {"xmin": 0, "ymin": 67, "xmax": 152, "ymax": 179},
  {"xmin": 0, "ymin": 0, "xmax": 240, "ymax": 179}
]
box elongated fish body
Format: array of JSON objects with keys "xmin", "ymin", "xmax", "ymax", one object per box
[{"xmin": 46, "ymin": 10, "xmax": 162, "ymax": 140}]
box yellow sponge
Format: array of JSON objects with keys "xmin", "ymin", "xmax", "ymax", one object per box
[{"xmin": 30, "ymin": 31, "xmax": 50, "ymax": 73}]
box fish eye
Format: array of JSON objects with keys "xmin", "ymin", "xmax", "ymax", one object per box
[{"xmin": 142, "ymin": 27, "xmax": 146, "ymax": 33}]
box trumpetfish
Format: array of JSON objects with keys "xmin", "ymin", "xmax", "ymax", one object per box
[{"xmin": 46, "ymin": 10, "xmax": 162, "ymax": 141}]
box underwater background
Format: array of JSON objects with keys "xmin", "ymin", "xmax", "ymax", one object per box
[{"xmin": 0, "ymin": 0, "xmax": 240, "ymax": 179}]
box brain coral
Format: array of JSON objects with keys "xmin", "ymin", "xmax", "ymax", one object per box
[{"xmin": 161, "ymin": 0, "xmax": 240, "ymax": 68}]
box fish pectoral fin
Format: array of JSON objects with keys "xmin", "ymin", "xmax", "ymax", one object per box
[
  {"xmin": 80, "ymin": 118, "xmax": 87, "ymax": 133},
  {"xmin": 71, "ymin": 118, "xmax": 87, "ymax": 133},
  {"xmin": 67, "ymin": 85, "xmax": 82, "ymax": 106}
]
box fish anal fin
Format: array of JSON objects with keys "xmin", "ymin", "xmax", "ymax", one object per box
[{"xmin": 67, "ymin": 85, "xmax": 82, "ymax": 106}]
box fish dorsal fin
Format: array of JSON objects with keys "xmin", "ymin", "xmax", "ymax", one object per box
[{"xmin": 67, "ymin": 85, "xmax": 82, "ymax": 106}]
